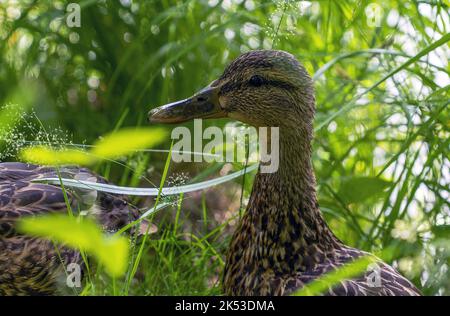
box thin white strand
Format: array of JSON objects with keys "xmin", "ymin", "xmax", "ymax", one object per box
[{"xmin": 32, "ymin": 164, "xmax": 259, "ymax": 196}]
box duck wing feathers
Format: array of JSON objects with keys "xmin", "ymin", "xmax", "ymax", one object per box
[
  {"xmin": 0, "ymin": 162, "xmax": 139, "ymax": 295},
  {"xmin": 283, "ymin": 247, "xmax": 421, "ymax": 296}
]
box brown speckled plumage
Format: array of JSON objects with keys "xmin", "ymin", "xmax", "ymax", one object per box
[
  {"xmin": 150, "ymin": 50, "xmax": 421, "ymax": 296},
  {"xmin": 0, "ymin": 162, "xmax": 139, "ymax": 295}
]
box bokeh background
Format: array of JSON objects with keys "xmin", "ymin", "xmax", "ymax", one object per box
[{"xmin": 0, "ymin": 0, "xmax": 449, "ymax": 295}]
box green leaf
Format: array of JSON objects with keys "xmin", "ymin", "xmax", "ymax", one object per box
[
  {"xmin": 338, "ymin": 176, "xmax": 391, "ymax": 204},
  {"xmin": 20, "ymin": 146, "xmax": 94, "ymax": 166},
  {"xmin": 17, "ymin": 214, "xmax": 129, "ymax": 277},
  {"xmin": 92, "ymin": 127, "xmax": 167, "ymax": 160},
  {"xmin": 20, "ymin": 127, "xmax": 167, "ymax": 166},
  {"xmin": 432, "ymin": 225, "xmax": 450, "ymax": 239}
]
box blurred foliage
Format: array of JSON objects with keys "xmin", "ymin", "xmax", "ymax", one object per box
[
  {"xmin": 20, "ymin": 126, "xmax": 167, "ymax": 164},
  {"xmin": 294, "ymin": 255, "xmax": 378, "ymax": 296},
  {"xmin": 18, "ymin": 214, "xmax": 130, "ymax": 277},
  {"xmin": 0, "ymin": 0, "xmax": 449, "ymax": 295}
]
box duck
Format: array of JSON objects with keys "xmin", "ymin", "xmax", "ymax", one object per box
[
  {"xmin": 0, "ymin": 162, "xmax": 139, "ymax": 295},
  {"xmin": 148, "ymin": 49, "xmax": 421, "ymax": 296}
]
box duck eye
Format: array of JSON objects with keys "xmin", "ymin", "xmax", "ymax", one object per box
[{"xmin": 248, "ymin": 75, "xmax": 265, "ymax": 87}]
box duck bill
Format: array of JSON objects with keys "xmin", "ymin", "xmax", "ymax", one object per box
[{"xmin": 148, "ymin": 85, "xmax": 226, "ymax": 124}]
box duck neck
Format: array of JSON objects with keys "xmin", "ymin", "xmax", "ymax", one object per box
[{"xmin": 226, "ymin": 126, "xmax": 341, "ymax": 277}]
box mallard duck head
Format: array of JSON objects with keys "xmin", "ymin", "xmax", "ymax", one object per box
[{"xmin": 148, "ymin": 50, "xmax": 315, "ymax": 131}]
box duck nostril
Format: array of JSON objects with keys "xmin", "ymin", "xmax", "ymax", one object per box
[{"xmin": 197, "ymin": 96, "xmax": 207, "ymax": 102}]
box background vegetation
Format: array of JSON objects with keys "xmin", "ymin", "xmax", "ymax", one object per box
[{"xmin": 0, "ymin": 0, "xmax": 449, "ymax": 295}]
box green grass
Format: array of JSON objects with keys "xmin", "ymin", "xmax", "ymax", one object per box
[{"xmin": 0, "ymin": 0, "xmax": 449, "ymax": 295}]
